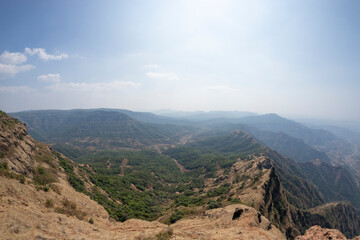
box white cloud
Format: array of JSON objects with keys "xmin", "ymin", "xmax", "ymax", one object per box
[
  {"xmin": 0, "ymin": 85, "xmax": 36, "ymax": 93},
  {"xmin": 37, "ymin": 73, "xmax": 61, "ymax": 83},
  {"xmin": 25, "ymin": 48, "xmax": 69, "ymax": 61},
  {"xmin": 0, "ymin": 51, "xmax": 27, "ymax": 65},
  {"xmin": 143, "ymin": 64, "xmax": 158, "ymax": 69},
  {"xmin": 207, "ymin": 85, "xmax": 238, "ymax": 92},
  {"xmin": 47, "ymin": 80, "xmax": 141, "ymax": 92},
  {"xmin": 147, "ymin": 71, "xmax": 180, "ymax": 80},
  {"xmin": 0, "ymin": 63, "xmax": 35, "ymax": 79}
]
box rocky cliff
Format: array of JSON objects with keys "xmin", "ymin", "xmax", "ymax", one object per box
[
  {"xmin": 1, "ymin": 110, "xmax": 359, "ymax": 240},
  {"xmin": 0, "ymin": 111, "xmax": 285, "ymax": 239}
]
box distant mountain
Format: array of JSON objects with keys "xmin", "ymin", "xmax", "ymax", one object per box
[
  {"xmin": 156, "ymin": 110, "xmax": 257, "ymax": 121},
  {"xmin": 236, "ymin": 114, "xmax": 353, "ymax": 160},
  {"xmin": 98, "ymin": 108, "xmax": 190, "ymax": 125},
  {"xmin": 3, "ymin": 110, "xmax": 360, "ymax": 239},
  {"xmin": 251, "ymin": 131, "xmax": 331, "ymax": 163},
  {"xmin": 195, "ymin": 122, "xmax": 331, "ymax": 163},
  {"xmin": 10, "ymin": 109, "xmax": 192, "ymax": 149},
  {"xmin": 305, "ymin": 123, "xmax": 360, "ymax": 141}
]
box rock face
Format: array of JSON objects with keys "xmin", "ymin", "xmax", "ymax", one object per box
[
  {"xmin": 2, "ymin": 110, "xmax": 360, "ymax": 240},
  {"xmin": 171, "ymin": 204, "xmax": 285, "ymax": 240},
  {"xmin": 0, "ymin": 113, "xmax": 36, "ymax": 176},
  {"xmin": 295, "ymin": 225, "xmax": 347, "ymax": 240},
  {"xmin": 0, "ymin": 111, "xmax": 287, "ymax": 239},
  {"xmin": 0, "ymin": 177, "xmax": 286, "ymax": 239}
]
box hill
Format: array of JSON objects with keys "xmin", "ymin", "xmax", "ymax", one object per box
[
  {"xmin": 10, "ymin": 109, "xmax": 192, "ymax": 149},
  {"xmin": 236, "ymin": 114, "xmax": 353, "ymax": 161},
  {"xmin": 0, "ymin": 110, "xmax": 287, "ymax": 239},
  {"xmin": 3, "ymin": 110, "xmax": 360, "ymax": 239}
]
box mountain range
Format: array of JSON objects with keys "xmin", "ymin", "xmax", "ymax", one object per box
[{"xmin": 2, "ymin": 109, "xmax": 360, "ymax": 239}]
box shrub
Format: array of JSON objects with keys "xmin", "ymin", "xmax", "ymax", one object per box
[
  {"xmin": 169, "ymin": 210, "xmax": 184, "ymax": 224},
  {"xmin": 33, "ymin": 167, "xmax": 56, "ymax": 186},
  {"xmin": 50, "ymin": 184, "xmax": 61, "ymax": 194},
  {"xmin": 156, "ymin": 228, "xmax": 173, "ymax": 240},
  {"xmin": 19, "ymin": 175, "xmax": 25, "ymax": 184},
  {"xmin": 55, "ymin": 198, "xmax": 87, "ymax": 220},
  {"xmin": 2, "ymin": 161, "xmax": 8, "ymax": 170},
  {"xmin": 38, "ymin": 166, "xmax": 45, "ymax": 174},
  {"xmin": 89, "ymin": 217, "xmax": 94, "ymax": 224},
  {"xmin": 45, "ymin": 199, "xmax": 54, "ymax": 208},
  {"xmin": 207, "ymin": 200, "xmax": 222, "ymax": 209}
]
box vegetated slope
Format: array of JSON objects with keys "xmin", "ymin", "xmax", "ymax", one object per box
[
  {"xmin": 0, "ymin": 110, "xmax": 162, "ymax": 239},
  {"xmin": 298, "ymin": 160, "xmax": 360, "ymax": 208},
  {"xmin": 102, "ymin": 108, "xmax": 190, "ymax": 124},
  {"xmin": 163, "ymin": 130, "xmax": 360, "ymax": 238},
  {"xmin": 4, "ymin": 110, "xmax": 360, "ymax": 239},
  {"xmin": 199, "ymin": 122, "xmax": 331, "ymax": 163},
  {"xmin": 252, "ymin": 131, "xmax": 331, "ymax": 163},
  {"xmin": 11, "ymin": 109, "xmax": 192, "ymax": 149},
  {"xmin": 0, "ymin": 110, "xmax": 288, "ymax": 240},
  {"xmin": 309, "ymin": 202, "xmax": 360, "ymax": 238},
  {"xmin": 200, "ymin": 124, "xmax": 360, "ymax": 213},
  {"xmin": 237, "ymin": 114, "xmax": 352, "ymax": 158}
]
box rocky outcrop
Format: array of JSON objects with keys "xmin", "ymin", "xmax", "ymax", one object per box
[
  {"xmin": 2, "ymin": 111, "xmax": 360, "ymax": 240},
  {"xmin": 171, "ymin": 204, "xmax": 285, "ymax": 240},
  {"xmin": 0, "ymin": 111, "xmax": 287, "ymax": 239},
  {"xmin": 294, "ymin": 225, "xmax": 360, "ymax": 240},
  {"xmin": 0, "ymin": 112, "xmax": 37, "ymax": 176}
]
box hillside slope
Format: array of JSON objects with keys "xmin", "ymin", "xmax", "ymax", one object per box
[
  {"xmin": 2, "ymin": 110, "xmax": 360, "ymax": 239},
  {"xmin": 10, "ymin": 109, "xmax": 191, "ymax": 149},
  {"xmin": 0, "ymin": 111, "xmax": 287, "ymax": 239}
]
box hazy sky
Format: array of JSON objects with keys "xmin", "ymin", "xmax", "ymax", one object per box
[{"xmin": 0, "ymin": 0, "xmax": 359, "ymax": 122}]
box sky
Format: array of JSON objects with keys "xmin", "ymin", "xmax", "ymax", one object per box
[{"xmin": 0, "ymin": 0, "xmax": 359, "ymax": 123}]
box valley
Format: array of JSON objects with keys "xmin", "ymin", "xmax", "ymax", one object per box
[{"xmin": 2, "ymin": 109, "xmax": 360, "ymax": 239}]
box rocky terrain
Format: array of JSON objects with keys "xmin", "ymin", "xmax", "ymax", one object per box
[
  {"xmin": 0, "ymin": 111, "xmax": 284, "ymax": 239},
  {"xmin": 295, "ymin": 225, "xmax": 360, "ymax": 240},
  {"xmin": 1, "ymin": 110, "xmax": 360, "ymax": 240}
]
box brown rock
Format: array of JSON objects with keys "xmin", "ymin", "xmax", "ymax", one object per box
[{"xmin": 295, "ymin": 225, "xmax": 347, "ymax": 240}]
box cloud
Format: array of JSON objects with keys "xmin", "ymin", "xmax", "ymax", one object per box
[
  {"xmin": 47, "ymin": 80, "xmax": 141, "ymax": 92},
  {"xmin": 0, "ymin": 63, "xmax": 35, "ymax": 79},
  {"xmin": 147, "ymin": 71, "xmax": 180, "ymax": 80},
  {"xmin": 0, "ymin": 85, "xmax": 36, "ymax": 93},
  {"xmin": 25, "ymin": 48, "xmax": 69, "ymax": 61},
  {"xmin": 37, "ymin": 73, "xmax": 61, "ymax": 83},
  {"xmin": 207, "ymin": 85, "xmax": 238, "ymax": 92},
  {"xmin": 143, "ymin": 64, "xmax": 158, "ymax": 69},
  {"xmin": 0, "ymin": 51, "xmax": 27, "ymax": 65}
]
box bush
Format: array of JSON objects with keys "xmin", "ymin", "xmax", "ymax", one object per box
[
  {"xmin": 169, "ymin": 210, "xmax": 184, "ymax": 223},
  {"xmin": 50, "ymin": 184, "xmax": 61, "ymax": 194},
  {"xmin": 1, "ymin": 161, "xmax": 8, "ymax": 170},
  {"xmin": 19, "ymin": 175, "xmax": 25, "ymax": 184},
  {"xmin": 55, "ymin": 198, "xmax": 87, "ymax": 220},
  {"xmin": 45, "ymin": 199, "xmax": 54, "ymax": 208},
  {"xmin": 89, "ymin": 217, "xmax": 94, "ymax": 224},
  {"xmin": 207, "ymin": 200, "xmax": 222, "ymax": 209},
  {"xmin": 156, "ymin": 228, "xmax": 173, "ymax": 240},
  {"xmin": 38, "ymin": 166, "xmax": 45, "ymax": 174},
  {"xmin": 33, "ymin": 168, "xmax": 56, "ymax": 186}
]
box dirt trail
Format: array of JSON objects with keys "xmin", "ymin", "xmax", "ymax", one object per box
[
  {"xmin": 180, "ymin": 135, "xmax": 192, "ymax": 144},
  {"xmin": 172, "ymin": 158, "xmax": 189, "ymax": 173},
  {"xmin": 106, "ymin": 159, "xmax": 112, "ymax": 169},
  {"xmin": 119, "ymin": 158, "xmax": 129, "ymax": 176}
]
